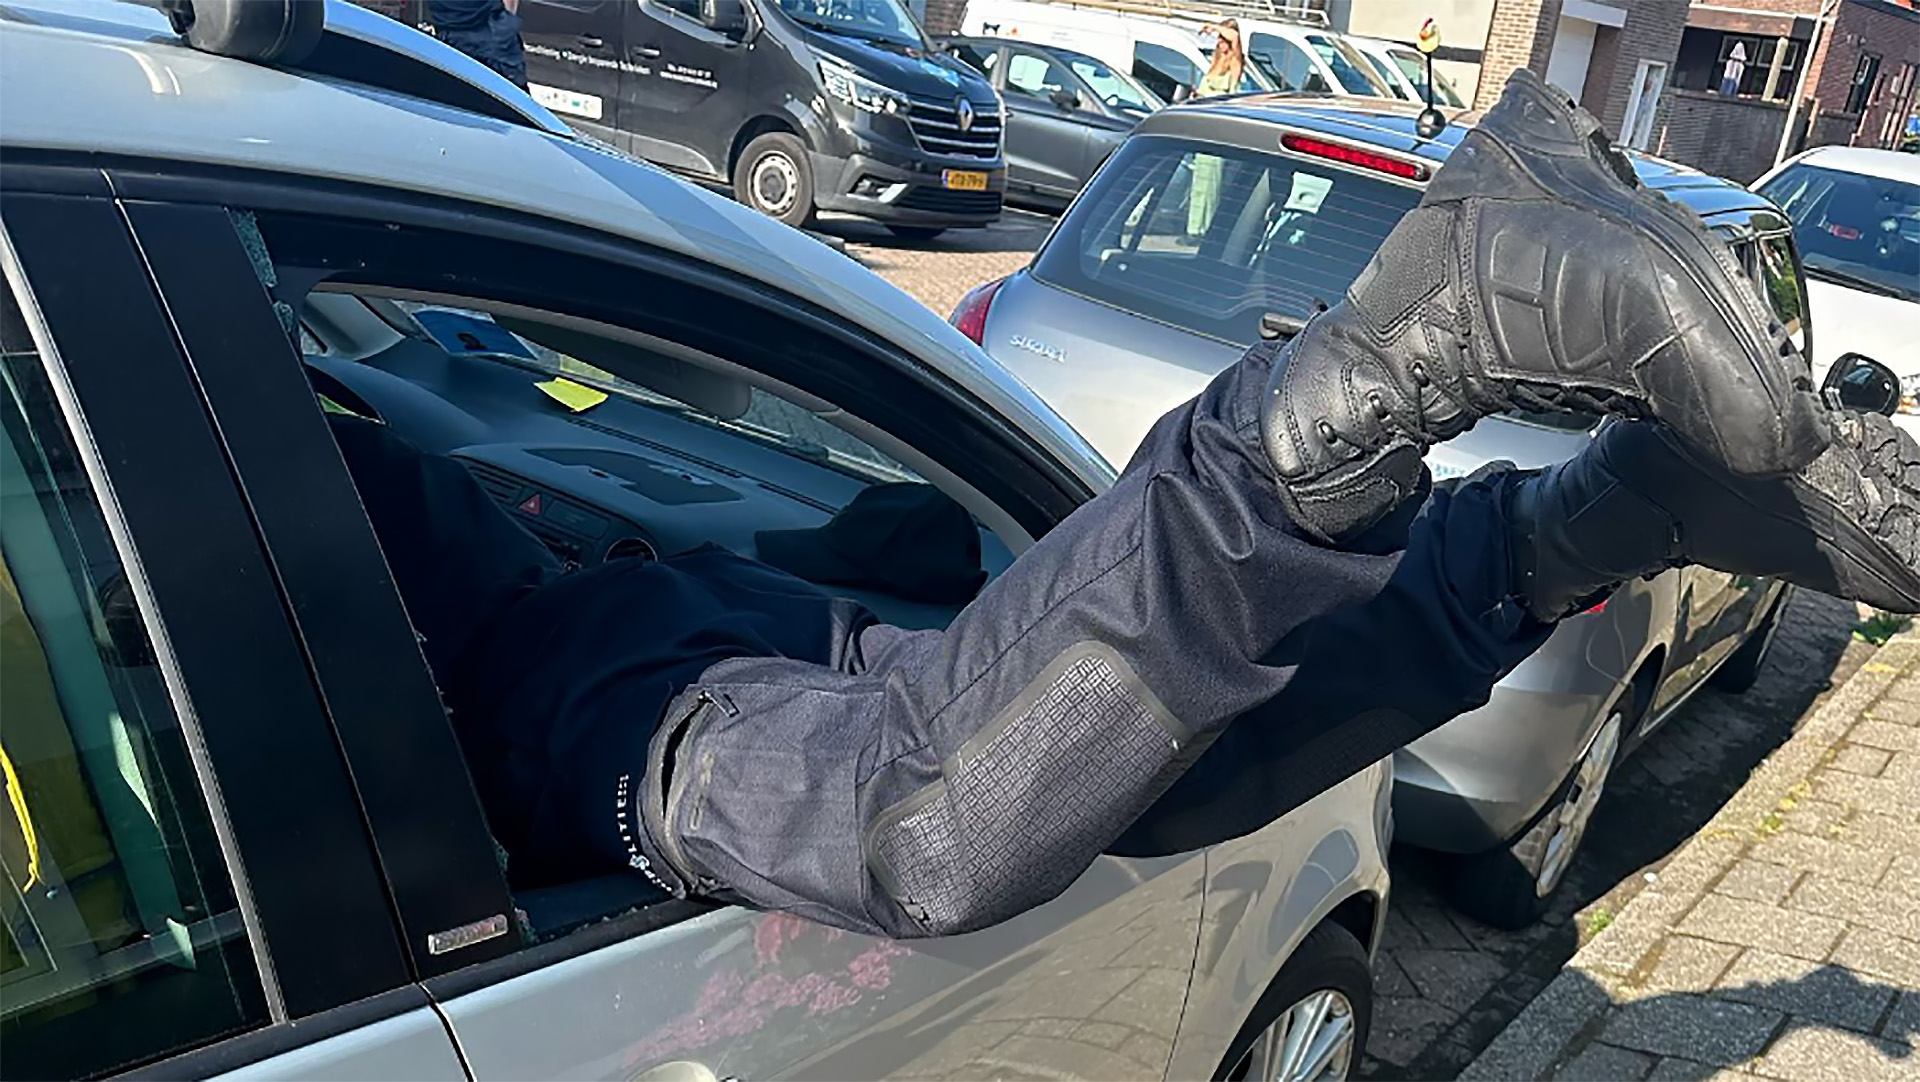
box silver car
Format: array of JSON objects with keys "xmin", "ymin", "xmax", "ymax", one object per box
[
  {"xmin": 0, "ymin": 2, "xmax": 1388, "ymax": 1079},
  {"xmin": 960, "ymin": 97, "xmax": 1800, "ymax": 928}
]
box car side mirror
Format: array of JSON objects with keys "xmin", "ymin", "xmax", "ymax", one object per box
[
  {"xmin": 702, "ymin": 0, "xmax": 748, "ymax": 37},
  {"xmin": 1824, "ymin": 353, "xmax": 1902, "ymax": 416},
  {"xmin": 1051, "ymin": 87, "xmax": 1080, "ymax": 110}
]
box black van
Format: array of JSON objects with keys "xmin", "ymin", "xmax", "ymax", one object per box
[{"xmin": 407, "ymin": 0, "xmax": 1005, "ymax": 237}]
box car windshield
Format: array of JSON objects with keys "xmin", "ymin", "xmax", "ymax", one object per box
[
  {"xmin": 1064, "ymin": 51, "xmax": 1162, "ymax": 111},
  {"xmin": 1306, "ymin": 34, "xmax": 1390, "ymax": 95},
  {"xmin": 1757, "ymin": 162, "xmax": 1920, "ymax": 304},
  {"xmin": 394, "ymin": 303, "xmax": 919, "ymax": 483},
  {"xmin": 1032, "ymin": 134, "xmax": 1423, "ymax": 344},
  {"xmin": 774, "ymin": 0, "xmax": 924, "ymax": 50},
  {"xmin": 1390, "ymin": 48, "xmax": 1465, "ymax": 108}
]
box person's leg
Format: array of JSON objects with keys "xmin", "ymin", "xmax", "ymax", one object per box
[{"xmin": 632, "ymin": 341, "xmax": 1550, "ymax": 938}]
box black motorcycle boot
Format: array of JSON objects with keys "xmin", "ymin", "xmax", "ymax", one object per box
[
  {"xmin": 1262, "ymin": 69, "xmax": 1830, "ymax": 546},
  {"xmin": 1509, "ymin": 413, "xmax": 1920, "ymax": 622}
]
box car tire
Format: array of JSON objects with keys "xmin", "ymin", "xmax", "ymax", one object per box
[
  {"xmin": 733, "ymin": 132, "xmax": 815, "ymax": 229},
  {"xmin": 1216, "ymin": 922, "xmax": 1373, "ymax": 1081},
  {"xmin": 1448, "ymin": 706, "xmax": 1626, "ymax": 930},
  {"xmin": 885, "ymin": 226, "xmax": 946, "ymax": 242},
  {"xmin": 1710, "ymin": 587, "xmax": 1790, "ymax": 693}
]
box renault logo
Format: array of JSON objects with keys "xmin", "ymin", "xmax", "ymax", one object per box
[{"xmin": 956, "ymin": 97, "xmax": 974, "ymax": 132}]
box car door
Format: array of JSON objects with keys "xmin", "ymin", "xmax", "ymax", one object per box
[
  {"xmin": 0, "ymin": 178, "xmax": 448, "ymax": 1078},
  {"xmin": 624, "ymin": 0, "xmax": 753, "ymax": 178},
  {"xmin": 519, "ymin": 0, "xmax": 626, "ymax": 140},
  {"xmin": 125, "ymin": 171, "xmax": 1207, "ymax": 1081},
  {"xmin": 1001, "ymin": 46, "xmax": 1095, "ymax": 198}
]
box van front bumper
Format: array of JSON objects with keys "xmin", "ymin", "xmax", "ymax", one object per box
[{"xmin": 810, "ymin": 147, "xmax": 1005, "ymax": 227}]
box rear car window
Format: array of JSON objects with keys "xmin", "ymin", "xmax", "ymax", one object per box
[{"xmin": 1031, "ymin": 133, "xmax": 1423, "ymax": 345}]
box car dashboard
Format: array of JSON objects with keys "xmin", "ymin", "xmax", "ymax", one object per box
[{"xmin": 304, "ymin": 326, "xmax": 1012, "ymax": 633}]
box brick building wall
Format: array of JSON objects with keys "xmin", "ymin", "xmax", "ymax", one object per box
[
  {"xmin": 923, "ymin": 0, "xmax": 966, "ymax": 36},
  {"xmin": 1579, "ymin": 0, "xmax": 1690, "ymax": 137},
  {"xmin": 1806, "ymin": 0, "xmax": 1920, "ymax": 149},
  {"xmin": 1657, "ymin": 89, "xmax": 1798, "ymax": 182},
  {"xmin": 1475, "ymin": 0, "xmax": 1563, "ymax": 107}
]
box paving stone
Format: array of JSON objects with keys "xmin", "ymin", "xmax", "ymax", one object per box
[
  {"xmin": 1366, "ymin": 996, "xmax": 1459, "ymax": 1069},
  {"xmin": 1643, "ymin": 936, "xmax": 1742, "ymax": 993},
  {"xmin": 1817, "ymin": 772, "xmax": 1920, "ymax": 816},
  {"xmin": 1831, "ymin": 927, "xmax": 1920, "ymax": 987},
  {"xmin": 1716, "ymin": 948, "xmax": 1898, "ymax": 1032},
  {"xmin": 1750, "ymin": 831, "xmax": 1896, "ymax": 886},
  {"xmin": 1676, "ymin": 893, "xmax": 1846, "ymax": 960},
  {"xmin": 1882, "ymin": 751, "xmax": 1920, "ymax": 787},
  {"xmin": 1833, "ymin": 744, "xmax": 1895, "ymax": 776},
  {"xmin": 1400, "ymin": 901, "xmax": 1475, "ymax": 951},
  {"xmin": 1599, "ymin": 995, "xmax": 1781, "ymax": 1065},
  {"xmin": 1555, "ymin": 1042, "xmax": 1655, "ymax": 1081},
  {"xmin": 1787, "ymin": 873, "xmax": 1920, "ymax": 940},
  {"xmin": 1646, "ymin": 1057, "xmax": 1744, "ymax": 1082},
  {"xmin": 1396, "ymin": 948, "xmax": 1509, "ymax": 1012},
  {"xmin": 1457, "ymin": 973, "xmax": 1611, "ymax": 1081},
  {"xmin": 1853, "ymin": 719, "xmax": 1920, "ymax": 750},
  {"xmin": 1865, "ymin": 697, "xmax": 1920, "ymax": 725},
  {"xmin": 1020, "ymin": 1018, "xmax": 1077, "ymax": 1039},
  {"xmin": 1715, "ymin": 860, "xmax": 1800, "ymax": 905},
  {"xmin": 1783, "ymin": 798, "xmax": 1852, "ymax": 837},
  {"xmin": 1840, "ymin": 812, "xmax": 1917, "ymax": 851},
  {"xmin": 1887, "ymin": 853, "xmax": 1920, "ymax": 899},
  {"xmin": 1879, "ymin": 676, "xmax": 1920, "ymax": 705},
  {"xmin": 1372, "ymin": 955, "xmax": 1415, "ymax": 998},
  {"xmin": 974, "ymin": 1034, "xmax": 1151, "ymax": 1079},
  {"xmin": 1884, "ymin": 991, "xmax": 1920, "ymax": 1051},
  {"xmin": 1749, "ymin": 1025, "xmax": 1913, "ymax": 1082}
]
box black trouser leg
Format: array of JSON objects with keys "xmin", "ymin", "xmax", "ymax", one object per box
[{"xmin": 636, "ymin": 340, "xmax": 1553, "ymax": 939}]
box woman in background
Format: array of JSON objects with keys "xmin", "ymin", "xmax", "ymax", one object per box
[{"xmin": 1186, "ymin": 19, "xmax": 1243, "ymax": 241}]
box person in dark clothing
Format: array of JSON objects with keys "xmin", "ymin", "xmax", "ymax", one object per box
[
  {"xmin": 428, "ymin": 0, "xmax": 526, "ymax": 89},
  {"xmin": 329, "ymin": 73, "xmax": 1920, "ymax": 940}
]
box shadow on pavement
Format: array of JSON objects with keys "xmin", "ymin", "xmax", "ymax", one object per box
[
  {"xmin": 1470, "ymin": 963, "xmax": 1918, "ymax": 1079},
  {"xmin": 1366, "ymin": 590, "xmax": 1869, "ymax": 1080},
  {"xmin": 813, "ymin": 208, "xmax": 1057, "ymax": 257}
]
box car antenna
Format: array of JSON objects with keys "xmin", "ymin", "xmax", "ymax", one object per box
[{"xmin": 1414, "ymin": 18, "xmax": 1448, "ymax": 140}]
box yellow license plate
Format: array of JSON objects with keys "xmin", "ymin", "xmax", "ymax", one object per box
[{"xmin": 943, "ymin": 170, "xmax": 988, "ymax": 191}]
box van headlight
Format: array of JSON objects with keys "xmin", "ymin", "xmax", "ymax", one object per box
[{"xmin": 820, "ymin": 61, "xmax": 909, "ymax": 115}]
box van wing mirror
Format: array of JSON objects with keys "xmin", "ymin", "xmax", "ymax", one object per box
[
  {"xmin": 702, "ymin": 0, "xmax": 749, "ymax": 37},
  {"xmin": 1823, "ymin": 353, "xmax": 1902, "ymax": 417}
]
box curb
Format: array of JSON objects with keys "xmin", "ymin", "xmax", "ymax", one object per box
[{"xmin": 1459, "ymin": 628, "xmax": 1920, "ymax": 1080}]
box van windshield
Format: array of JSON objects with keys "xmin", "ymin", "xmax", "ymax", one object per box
[{"xmin": 774, "ymin": 0, "xmax": 925, "ymax": 49}]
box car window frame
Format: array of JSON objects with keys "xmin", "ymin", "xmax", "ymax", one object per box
[
  {"xmin": 85, "ymin": 153, "xmax": 1097, "ymax": 990},
  {"xmin": 0, "ymin": 171, "xmax": 416, "ymax": 1071}
]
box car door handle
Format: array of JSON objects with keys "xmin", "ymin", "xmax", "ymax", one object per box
[
  {"xmin": 577, "ymin": 34, "xmax": 606, "ymax": 48},
  {"xmin": 635, "ymin": 44, "xmax": 663, "ymax": 58}
]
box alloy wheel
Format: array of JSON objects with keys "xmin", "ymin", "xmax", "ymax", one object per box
[
  {"xmin": 1237, "ymin": 989, "xmax": 1356, "ymax": 1081},
  {"xmin": 1535, "ymin": 710, "xmax": 1623, "ymax": 896}
]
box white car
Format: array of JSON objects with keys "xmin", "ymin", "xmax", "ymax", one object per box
[
  {"xmin": 1754, "ymin": 146, "xmax": 1920, "ymax": 432},
  {"xmin": 1344, "ymin": 35, "xmax": 1468, "ymax": 109},
  {"xmin": 0, "ymin": 1, "xmax": 1390, "ymax": 1079},
  {"xmin": 962, "ymin": 0, "xmax": 1272, "ymax": 102}
]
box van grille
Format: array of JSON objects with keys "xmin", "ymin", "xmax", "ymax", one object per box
[
  {"xmin": 895, "ymin": 187, "xmax": 1004, "ymax": 216},
  {"xmin": 906, "ymin": 97, "xmax": 1002, "ymax": 159}
]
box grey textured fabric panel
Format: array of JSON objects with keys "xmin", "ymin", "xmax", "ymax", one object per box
[
  {"xmin": 870, "ymin": 644, "xmax": 1185, "ymax": 935},
  {"xmin": 1348, "ymin": 204, "xmax": 1451, "ymax": 330}
]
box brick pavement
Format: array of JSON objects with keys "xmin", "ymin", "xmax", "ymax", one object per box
[{"xmin": 1462, "ymin": 630, "xmax": 1920, "ymax": 1081}]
